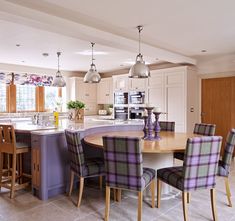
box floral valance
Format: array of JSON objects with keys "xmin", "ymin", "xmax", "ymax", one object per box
[{"xmin": 0, "ymin": 72, "xmax": 53, "ymax": 86}]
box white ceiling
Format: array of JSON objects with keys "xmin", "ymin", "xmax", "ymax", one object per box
[{"xmin": 0, "ymin": 0, "xmax": 235, "ymax": 72}]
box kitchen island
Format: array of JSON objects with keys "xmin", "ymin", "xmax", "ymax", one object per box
[{"xmin": 12, "ymin": 117, "xmax": 144, "ymax": 200}]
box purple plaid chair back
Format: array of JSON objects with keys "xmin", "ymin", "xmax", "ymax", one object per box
[
  {"xmin": 218, "ymin": 129, "xmax": 235, "ymax": 176},
  {"xmin": 159, "ymin": 121, "xmax": 175, "ymax": 132},
  {"xmin": 65, "ymin": 130, "xmax": 85, "ymax": 176},
  {"xmin": 193, "ymin": 123, "xmax": 216, "ymax": 136},
  {"xmin": 183, "ymin": 136, "xmax": 222, "ymax": 191},
  {"xmin": 103, "ymin": 136, "xmax": 144, "ymax": 191}
]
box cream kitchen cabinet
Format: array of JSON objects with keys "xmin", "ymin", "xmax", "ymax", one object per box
[
  {"xmin": 113, "ymin": 75, "xmax": 129, "ymax": 92},
  {"xmin": 68, "ymin": 77, "xmax": 97, "ymax": 115},
  {"xmin": 76, "ymin": 79, "xmax": 97, "ymax": 103},
  {"xmin": 148, "ymin": 66, "xmax": 199, "ymax": 132},
  {"xmin": 129, "ymin": 78, "xmax": 148, "ymax": 91},
  {"xmin": 97, "ymin": 78, "xmax": 113, "ymax": 104},
  {"xmin": 148, "ymin": 74, "xmax": 166, "ymax": 121}
]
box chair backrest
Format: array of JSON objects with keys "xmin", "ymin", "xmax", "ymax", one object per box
[
  {"xmin": 159, "ymin": 121, "xmax": 175, "ymax": 132},
  {"xmin": 193, "ymin": 123, "xmax": 216, "ymax": 136},
  {"xmin": 0, "ymin": 124, "xmax": 16, "ymax": 153},
  {"xmin": 103, "ymin": 136, "xmax": 143, "ymax": 191},
  {"xmin": 183, "ymin": 136, "xmax": 222, "ymax": 191},
  {"xmin": 221, "ymin": 129, "xmax": 235, "ymax": 173},
  {"xmin": 65, "ymin": 130, "xmax": 85, "ymax": 176}
]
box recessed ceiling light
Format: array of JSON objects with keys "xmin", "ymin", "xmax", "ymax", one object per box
[
  {"xmin": 120, "ymin": 64, "xmax": 124, "ymax": 67},
  {"xmin": 42, "ymin": 53, "xmax": 49, "ymax": 57},
  {"xmin": 21, "ymin": 61, "xmax": 25, "ymax": 63},
  {"xmin": 75, "ymin": 50, "xmax": 108, "ymax": 55},
  {"xmin": 201, "ymin": 49, "xmax": 207, "ymax": 53},
  {"xmin": 156, "ymin": 58, "xmax": 159, "ymax": 60},
  {"xmin": 16, "ymin": 44, "xmax": 21, "ymax": 47}
]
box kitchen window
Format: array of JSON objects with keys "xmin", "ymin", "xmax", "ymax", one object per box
[
  {"xmin": 16, "ymin": 85, "xmax": 36, "ymax": 111},
  {"xmin": 44, "ymin": 86, "xmax": 66, "ymax": 111},
  {"xmin": 0, "ymin": 83, "xmax": 6, "ymax": 112}
]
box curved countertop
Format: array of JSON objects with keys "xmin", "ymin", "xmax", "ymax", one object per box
[{"xmin": 10, "ymin": 117, "xmax": 144, "ymax": 135}]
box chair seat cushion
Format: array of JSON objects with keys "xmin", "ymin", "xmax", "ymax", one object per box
[
  {"xmin": 82, "ymin": 157, "xmax": 105, "ymax": 177},
  {"xmin": 173, "ymin": 152, "xmax": 184, "ymax": 161},
  {"xmin": 16, "ymin": 142, "xmax": 30, "ymax": 149},
  {"xmin": 142, "ymin": 167, "xmax": 156, "ymax": 189},
  {"xmin": 157, "ymin": 166, "xmax": 184, "ymax": 191},
  {"xmin": 217, "ymin": 160, "xmax": 229, "ymax": 177}
]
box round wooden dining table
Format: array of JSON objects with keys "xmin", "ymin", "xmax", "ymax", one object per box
[
  {"xmin": 84, "ymin": 130, "xmax": 199, "ymax": 153},
  {"xmin": 84, "ymin": 130, "xmax": 200, "ymax": 199}
]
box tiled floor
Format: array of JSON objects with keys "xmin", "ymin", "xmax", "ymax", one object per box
[{"xmin": 0, "ymin": 162, "xmax": 235, "ymax": 221}]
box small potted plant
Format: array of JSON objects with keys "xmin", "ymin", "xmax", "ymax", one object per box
[
  {"xmin": 108, "ymin": 104, "xmax": 113, "ymax": 115},
  {"xmin": 67, "ymin": 100, "xmax": 85, "ymax": 123}
]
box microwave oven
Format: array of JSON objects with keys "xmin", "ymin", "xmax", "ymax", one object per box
[{"xmin": 129, "ymin": 91, "xmax": 145, "ymax": 104}]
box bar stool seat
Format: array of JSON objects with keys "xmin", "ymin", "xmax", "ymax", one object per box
[{"xmin": 0, "ymin": 124, "xmax": 31, "ymax": 199}]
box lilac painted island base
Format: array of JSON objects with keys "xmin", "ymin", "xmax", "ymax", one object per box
[{"xmin": 31, "ymin": 124, "xmax": 144, "ymax": 200}]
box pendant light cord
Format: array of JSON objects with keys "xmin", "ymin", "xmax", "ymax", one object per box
[
  {"xmin": 137, "ymin": 25, "xmax": 143, "ymax": 55},
  {"xmin": 91, "ymin": 42, "xmax": 95, "ymax": 65},
  {"xmin": 57, "ymin": 52, "xmax": 61, "ymax": 72}
]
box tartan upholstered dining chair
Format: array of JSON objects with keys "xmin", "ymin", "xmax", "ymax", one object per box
[
  {"xmin": 159, "ymin": 121, "xmax": 175, "ymax": 132},
  {"xmin": 103, "ymin": 136, "xmax": 156, "ymax": 221},
  {"xmin": 65, "ymin": 130, "xmax": 105, "ymax": 207},
  {"xmin": 157, "ymin": 136, "xmax": 222, "ymax": 221},
  {"xmin": 174, "ymin": 123, "xmax": 216, "ymax": 161},
  {"xmin": 217, "ymin": 129, "xmax": 235, "ymax": 207}
]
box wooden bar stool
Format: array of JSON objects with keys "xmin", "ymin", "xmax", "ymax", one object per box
[{"xmin": 0, "ymin": 124, "xmax": 31, "ymax": 198}]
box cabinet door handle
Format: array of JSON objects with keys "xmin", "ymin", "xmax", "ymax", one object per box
[
  {"xmin": 85, "ymin": 94, "xmax": 89, "ymax": 96},
  {"xmin": 33, "ymin": 163, "xmax": 36, "ymax": 171},
  {"xmin": 106, "ymin": 94, "xmax": 109, "ymax": 96},
  {"xmin": 37, "ymin": 164, "xmax": 40, "ymax": 171}
]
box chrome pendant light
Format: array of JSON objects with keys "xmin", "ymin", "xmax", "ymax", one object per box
[
  {"xmin": 52, "ymin": 52, "xmax": 66, "ymax": 87},
  {"xmin": 129, "ymin": 26, "xmax": 150, "ymax": 78},
  {"xmin": 84, "ymin": 42, "xmax": 101, "ymax": 83}
]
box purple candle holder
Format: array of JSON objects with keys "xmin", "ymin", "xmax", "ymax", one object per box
[
  {"xmin": 153, "ymin": 112, "xmax": 161, "ymax": 140},
  {"xmin": 142, "ymin": 116, "xmax": 148, "ymax": 139},
  {"xmin": 143, "ymin": 107, "xmax": 154, "ymax": 140}
]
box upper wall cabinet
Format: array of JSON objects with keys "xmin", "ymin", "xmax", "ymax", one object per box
[
  {"xmin": 76, "ymin": 79, "xmax": 97, "ymax": 103},
  {"xmin": 129, "ymin": 78, "xmax": 148, "ymax": 91},
  {"xmin": 68, "ymin": 77, "xmax": 97, "ymax": 115},
  {"xmin": 113, "ymin": 75, "xmax": 129, "ymax": 92},
  {"xmin": 97, "ymin": 78, "xmax": 113, "ymax": 104}
]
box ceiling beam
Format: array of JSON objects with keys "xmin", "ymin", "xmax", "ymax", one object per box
[{"xmin": 0, "ymin": 0, "xmax": 196, "ymax": 65}]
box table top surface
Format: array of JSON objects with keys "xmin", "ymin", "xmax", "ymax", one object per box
[{"xmin": 84, "ymin": 130, "xmax": 201, "ymax": 153}]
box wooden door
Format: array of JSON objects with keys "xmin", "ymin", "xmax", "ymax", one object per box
[{"xmin": 202, "ymin": 77, "xmax": 235, "ymax": 155}]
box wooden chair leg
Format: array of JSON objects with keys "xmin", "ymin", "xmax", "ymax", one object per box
[
  {"xmin": 105, "ymin": 186, "xmax": 110, "ymax": 221},
  {"xmin": 187, "ymin": 192, "xmax": 190, "ymax": 204},
  {"xmin": 19, "ymin": 153, "xmax": 23, "ymax": 184},
  {"xmin": 210, "ymin": 188, "xmax": 218, "ymax": 221},
  {"xmin": 77, "ymin": 177, "xmax": 84, "ymax": 207},
  {"xmin": 138, "ymin": 191, "xmax": 143, "ymax": 221},
  {"xmin": 99, "ymin": 176, "xmax": 103, "ymax": 190},
  {"xmin": 10, "ymin": 154, "xmax": 17, "ymax": 199},
  {"xmin": 224, "ymin": 177, "xmax": 232, "ymax": 207},
  {"xmin": 150, "ymin": 179, "xmax": 155, "ymax": 208},
  {"xmin": 157, "ymin": 179, "xmax": 161, "ymax": 208},
  {"xmin": 68, "ymin": 170, "xmax": 74, "ymax": 197},
  {"xmin": 113, "ymin": 188, "xmax": 117, "ymax": 201},
  {"xmin": 0, "ymin": 152, "xmax": 3, "ymax": 190},
  {"xmin": 182, "ymin": 192, "xmax": 188, "ymax": 221},
  {"xmin": 117, "ymin": 189, "xmax": 122, "ymax": 202}
]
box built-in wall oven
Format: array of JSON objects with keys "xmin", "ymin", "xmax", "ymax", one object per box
[
  {"xmin": 114, "ymin": 107, "xmax": 128, "ymax": 120},
  {"xmin": 129, "ymin": 91, "xmax": 145, "ymax": 104},
  {"xmin": 129, "ymin": 107, "xmax": 145, "ymax": 119},
  {"xmin": 114, "ymin": 92, "xmax": 128, "ymax": 105}
]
